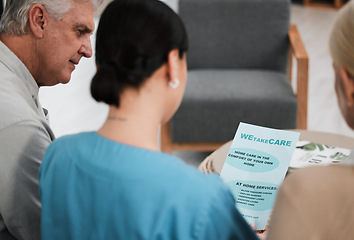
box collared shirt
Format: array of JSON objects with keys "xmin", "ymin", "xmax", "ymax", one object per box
[{"xmin": 0, "ymin": 40, "xmax": 55, "ymax": 240}]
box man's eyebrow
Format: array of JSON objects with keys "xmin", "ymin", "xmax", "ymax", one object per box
[{"xmin": 73, "ymin": 24, "xmax": 94, "ymax": 34}]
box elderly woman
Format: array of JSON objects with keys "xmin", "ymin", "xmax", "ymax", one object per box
[
  {"xmin": 38, "ymin": 0, "xmax": 262, "ymax": 239},
  {"xmin": 267, "ymin": 1, "xmax": 354, "ymax": 239}
]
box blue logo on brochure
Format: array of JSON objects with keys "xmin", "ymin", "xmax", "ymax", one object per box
[{"xmin": 226, "ymin": 148, "xmax": 279, "ymax": 172}]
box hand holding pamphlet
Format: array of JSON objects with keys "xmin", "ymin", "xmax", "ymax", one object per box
[{"xmin": 220, "ymin": 123, "xmax": 300, "ymax": 230}]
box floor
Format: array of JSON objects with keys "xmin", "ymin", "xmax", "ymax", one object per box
[{"xmin": 38, "ymin": 2, "xmax": 354, "ymax": 168}]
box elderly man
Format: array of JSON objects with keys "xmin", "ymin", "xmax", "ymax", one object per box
[{"xmin": 0, "ymin": 0, "xmax": 101, "ymax": 239}]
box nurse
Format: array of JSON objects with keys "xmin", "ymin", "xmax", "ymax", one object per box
[{"xmin": 39, "ymin": 0, "xmax": 264, "ymax": 239}]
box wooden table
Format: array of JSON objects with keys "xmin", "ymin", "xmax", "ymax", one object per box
[
  {"xmin": 198, "ymin": 130, "xmax": 354, "ymax": 174},
  {"xmin": 304, "ymin": 0, "xmax": 344, "ymax": 9}
]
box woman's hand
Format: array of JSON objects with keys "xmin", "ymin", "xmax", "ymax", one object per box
[{"xmin": 251, "ymin": 224, "xmax": 268, "ymax": 240}]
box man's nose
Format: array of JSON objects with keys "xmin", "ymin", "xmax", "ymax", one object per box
[{"xmin": 79, "ymin": 37, "xmax": 93, "ymax": 58}]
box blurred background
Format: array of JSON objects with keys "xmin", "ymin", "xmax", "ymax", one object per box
[{"xmin": 37, "ymin": 0, "xmax": 354, "ymax": 166}]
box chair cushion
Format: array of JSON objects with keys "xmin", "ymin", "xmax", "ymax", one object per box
[
  {"xmin": 179, "ymin": 0, "xmax": 290, "ymax": 73},
  {"xmin": 171, "ymin": 69, "xmax": 297, "ymax": 143}
]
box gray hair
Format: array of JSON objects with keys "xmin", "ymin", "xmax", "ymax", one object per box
[
  {"xmin": 0, "ymin": 0, "xmax": 102, "ymax": 35},
  {"xmin": 329, "ymin": 0, "xmax": 354, "ymax": 77}
]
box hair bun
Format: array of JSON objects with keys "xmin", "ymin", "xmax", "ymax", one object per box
[{"xmin": 91, "ymin": 64, "xmax": 121, "ymax": 107}]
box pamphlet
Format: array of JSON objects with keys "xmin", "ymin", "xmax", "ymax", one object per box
[
  {"xmin": 289, "ymin": 140, "xmax": 351, "ymax": 170},
  {"xmin": 220, "ymin": 122, "xmax": 300, "ymax": 230}
]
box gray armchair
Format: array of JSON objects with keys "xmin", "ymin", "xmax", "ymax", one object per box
[{"xmin": 161, "ymin": 0, "xmax": 308, "ymax": 153}]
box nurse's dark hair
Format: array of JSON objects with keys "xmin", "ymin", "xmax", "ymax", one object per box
[{"xmin": 91, "ymin": 0, "xmax": 188, "ymax": 107}]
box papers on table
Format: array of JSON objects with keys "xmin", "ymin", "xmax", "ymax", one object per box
[
  {"xmin": 289, "ymin": 140, "xmax": 352, "ymax": 170},
  {"xmin": 220, "ymin": 122, "xmax": 299, "ymax": 230}
]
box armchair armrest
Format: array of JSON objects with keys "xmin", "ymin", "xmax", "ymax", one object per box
[{"xmin": 288, "ymin": 24, "xmax": 309, "ymax": 130}]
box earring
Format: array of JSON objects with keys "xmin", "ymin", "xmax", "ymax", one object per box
[
  {"xmin": 169, "ymin": 78, "xmax": 180, "ymax": 89},
  {"xmin": 348, "ymin": 100, "xmax": 354, "ymax": 108}
]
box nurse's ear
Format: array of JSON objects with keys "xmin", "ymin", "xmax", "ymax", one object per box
[
  {"xmin": 338, "ymin": 66, "xmax": 354, "ymax": 106},
  {"xmin": 28, "ymin": 4, "xmax": 49, "ymax": 39},
  {"xmin": 165, "ymin": 49, "xmax": 180, "ymax": 89}
]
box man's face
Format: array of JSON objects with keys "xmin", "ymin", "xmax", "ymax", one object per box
[{"xmin": 37, "ymin": 1, "xmax": 95, "ymax": 86}]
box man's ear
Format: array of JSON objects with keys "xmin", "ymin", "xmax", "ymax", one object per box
[
  {"xmin": 339, "ymin": 66, "xmax": 354, "ymax": 105},
  {"xmin": 28, "ymin": 4, "xmax": 48, "ymax": 39},
  {"xmin": 166, "ymin": 49, "xmax": 180, "ymax": 83}
]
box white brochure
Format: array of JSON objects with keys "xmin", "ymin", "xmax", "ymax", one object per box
[{"xmin": 220, "ymin": 122, "xmax": 300, "ymax": 230}]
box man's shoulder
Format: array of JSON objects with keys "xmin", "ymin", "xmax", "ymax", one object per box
[
  {"xmin": 0, "ymin": 103, "xmax": 42, "ymax": 131},
  {"xmin": 0, "ymin": 74, "xmax": 38, "ymax": 129},
  {"xmin": 282, "ymin": 164, "xmax": 354, "ymax": 198},
  {"xmin": 287, "ymin": 164, "xmax": 353, "ymax": 183}
]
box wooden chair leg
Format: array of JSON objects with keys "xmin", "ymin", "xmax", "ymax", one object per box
[
  {"xmin": 296, "ymin": 58, "xmax": 308, "ymax": 129},
  {"xmin": 334, "ymin": 0, "xmax": 343, "ymax": 8},
  {"xmin": 303, "ymin": 0, "xmax": 311, "ymax": 6},
  {"xmin": 288, "ymin": 24, "xmax": 309, "ymax": 130}
]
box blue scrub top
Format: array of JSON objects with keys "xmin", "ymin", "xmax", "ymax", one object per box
[{"xmin": 40, "ymin": 132, "xmax": 258, "ymax": 240}]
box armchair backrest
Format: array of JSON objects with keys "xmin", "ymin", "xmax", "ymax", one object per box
[{"xmin": 179, "ymin": 0, "xmax": 290, "ymax": 73}]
